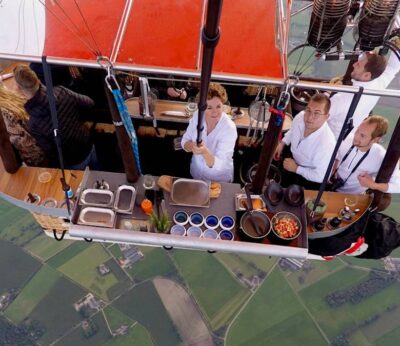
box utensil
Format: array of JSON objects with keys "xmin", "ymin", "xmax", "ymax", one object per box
[{"xmin": 244, "ymin": 185, "xmax": 263, "ymax": 236}]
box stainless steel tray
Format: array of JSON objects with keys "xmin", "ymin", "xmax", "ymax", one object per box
[
  {"xmin": 78, "ymin": 207, "xmax": 116, "ymax": 228},
  {"xmin": 235, "ymin": 194, "xmax": 266, "ymax": 211},
  {"xmin": 79, "ymin": 188, "xmax": 114, "ymax": 208},
  {"xmin": 113, "ymin": 185, "xmax": 136, "ymax": 214},
  {"xmin": 170, "ymin": 178, "xmax": 210, "ymax": 207}
]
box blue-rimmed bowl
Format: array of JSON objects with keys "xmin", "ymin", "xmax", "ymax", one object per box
[
  {"xmin": 205, "ymin": 215, "xmax": 219, "ymax": 229},
  {"xmin": 219, "ymin": 215, "xmax": 235, "ymax": 231},
  {"xmin": 170, "ymin": 224, "xmax": 186, "ymax": 236},
  {"xmin": 203, "ymin": 228, "xmax": 219, "ymax": 239},
  {"xmin": 219, "ymin": 229, "xmax": 234, "ymax": 241},
  {"xmin": 187, "ymin": 226, "xmax": 203, "ymax": 238},
  {"xmin": 189, "ymin": 212, "xmax": 204, "ymax": 227},
  {"xmin": 173, "ymin": 211, "xmax": 189, "ymax": 226}
]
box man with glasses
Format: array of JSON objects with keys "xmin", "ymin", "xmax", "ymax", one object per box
[
  {"xmin": 330, "ymin": 115, "xmax": 400, "ymax": 194},
  {"xmin": 274, "ymin": 94, "xmax": 336, "ymax": 189}
]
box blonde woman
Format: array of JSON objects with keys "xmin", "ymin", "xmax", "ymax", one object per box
[{"xmin": 0, "ymin": 84, "xmax": 45, "ymax": 166}]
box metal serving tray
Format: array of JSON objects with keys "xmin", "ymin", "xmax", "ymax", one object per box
[
  {"xmin": 235, "ymin": 194, "xmax": 266, "ymax": 211},
  {"xmin": 79, "ymin": 188, "xmax": 114, "ymax": 208},
  {"xmin": 78, "ymin": 207, "xmax": 116, "ymax": 228},
  {"xmin": 170, "ymin": 178, "xmax": 210, "ymax": 207},
  {"xmin": 113, "ymin": 185, "xmax": 136, "ymax": 214}
]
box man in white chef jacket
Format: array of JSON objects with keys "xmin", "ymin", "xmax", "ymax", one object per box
[
  {"xmin": 274, "ymin": 94, "xmax": 336, "ymax": 190},
  {"xmin": 331, "ymin": 115, "xmax": 400, "ymax": 194},
  {"xmin": 328, "ymin": 38, "xmax": 400, "ymax": 139}
]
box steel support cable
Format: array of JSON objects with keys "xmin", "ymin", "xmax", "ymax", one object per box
[
  {"xmin": 49, "ymin": 0, "xmax": 101, "ymax": 55},
  {"xmin": 35, "ymin": 0, "xmax": 99, "ymax": 57},
  {"xmin": 72, "ymin": 0, "xmax": 102, "ymax": 56},
  {"xmin": 41, "ymin": 56, "xmax": 72, "ymax": 217},
  {"xmin": 296, "ymin": 11, "xmax": 353, "ymax": 76},
  {"xmin": 295, "ymin": 5, "xmax": 390, "ymax": 77},
  {"xmin": 311, "ymin": 87, "xmax": 364, "ymax": 214}
]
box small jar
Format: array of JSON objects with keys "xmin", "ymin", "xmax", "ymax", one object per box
[{"xmin": 141, "ymin": 199, "xmax": 153, "ymax": 215}]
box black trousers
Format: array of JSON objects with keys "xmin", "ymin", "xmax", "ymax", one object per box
[{"xmin": 275, "ymin": 145, "xmax": 322, "ymax": 191}]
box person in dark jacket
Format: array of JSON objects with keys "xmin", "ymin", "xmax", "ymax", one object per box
[{"xmin": 13, "ymin": 64, "xmax": 97, "ymax": 169}]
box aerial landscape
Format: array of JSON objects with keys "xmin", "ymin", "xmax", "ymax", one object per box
[
  {"xmin": 0, "ymin": 184, "xmax": 400, "ymax": 346},
  {"xmin": 1, "ymin": 1, "xmax": 400, "ymax": 345}
]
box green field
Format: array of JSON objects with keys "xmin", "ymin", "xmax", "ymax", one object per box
[
  {"xmin": 108, "ymin": 244, "xmax": 124, "ymax": 260},
  {"xmin": 361, "ymin": 305, "xmax": 400, "ymax": 343},
  {"xmin": 287, "ymin": 259, "xmax": 345, "ymax": 291},
  {"xmin": 5, "ymin": 265, "xmax": 61, "ymax": 323},
  {"xmin": 55, "ymin": 312, "xmax": 111, "ymax": 346},
  {"xmin": 298, "ymin": 267, "xmax": 370, "ymax": 338},
  {"xmin": 227, "ymin": 268, "xmax": 327, "ymax": 346},
  {"xmin": 126, "ymin": 247, "xmax": 177, "ymax": 283},
  {"xmin": 47, "ymin": 241, "xmax": 92, "ymax": 268},
  {"xmin": 376, "ymin": 326, "xmax": 400, "ymax": 346},
  {"xmin": 104, "ymin": 323, "xmax": 154, "ymax": 346},
  {"xmin": 57, "ymin": 243, "xmax": 118, "ymax": 301},
  {"xmin": 112, "ymin": 280, "xmax": 181, "ymax": 346},
  {"xmin": 29, "ymin": 277, "xmax": 87, "ymax": 345},
  {"xmin": 24, "ymin": 233, "xmax": 74, "ymax": 261},
  {"xmin": 215, "ymin": 253, "xmax": 275, "ymax": 280},
  {"xmin": 103, "ymin": 305, "xmax": 134, "ymax": 331},
  {"xmin": 104, "ymin": 258, "xmax": 132, "ymax": 300},
  {"xmin": 0, "ymin": 213, "xmax": 42, "ymax": 246},
  {"xmin": 0, "ymin": 241, "xmax": 41, "ymax": 293},
  {"xmin": 172, "ymin": 250, "xmax": 250, "ymax": 329}
]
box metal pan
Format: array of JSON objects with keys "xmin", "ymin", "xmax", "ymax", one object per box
[
  {"xmin": 114, "ymin": 185, "xmax": 136, "ymax": 214},
  {"xmin": 78, "ymin": 207, "xmax": 116, "ymax": 228},
  {"xmin": 79, "ymin": 188, "xmax": 114, "ymax": 208},
  {"xmin": 170, "ymin": 178, "xmax": 210, "ymax": 207}
]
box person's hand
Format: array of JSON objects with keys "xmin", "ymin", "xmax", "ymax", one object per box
[
  {"xmin": 167, "ymin": 87, "xmax": 182, "ymax": 98},
  {"xmin": 283, "ymin": 158, "xmax": 298, "ymax": 173},
  {"xmin": 183, "ymin": 140, "xmax": 194, "ymax": 153},
  {"xmin": 357, "ymin": 173, "xmax": 375, "ymax": 189},
  {"xmin": 179, "ymin": 89, "xmax": 187, "ymax": 100},
  {"xmin": 274, "ymin": 142, "xmax": 284, "ymax": 161},
  {"xmin": 192, "ymin": 142, "xmax": 209, "ymax": 156}
]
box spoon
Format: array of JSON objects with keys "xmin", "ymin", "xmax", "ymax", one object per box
[{"xmin": 244, "ymin": 185, "xmax": 263, "ymax": 236}]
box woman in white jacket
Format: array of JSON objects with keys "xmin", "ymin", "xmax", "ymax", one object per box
[{"xmin": 181, "ymin": 83, "xmax": 237, "ymax": 182}]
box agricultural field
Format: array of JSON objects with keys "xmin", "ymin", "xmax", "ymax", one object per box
[
  {"xmin": 298, "ymin": 267, "xmax": 370, "ymax": 339},
  {"xmin": 215, "ymin": 253, "xmax": 275, "ymax": 280},
  {"xmin": 0, "ymin": 213, "xmax": 42, "ymax": 246},
  {"xmin": 28, "ymin": 277, "xmax": 87, "ymax": 345},
  {"xmin": 103, "ymin": 323, "xmax": 154, "ymax": 346},
  {"xmin": 47, "ymin": 241, "xmax": 92, "ymax": 268},
  {"xmin": 56, "ymin": 243, "xmax": 117, "ymax": 301},
  {"xmin": 108, "ymin": 243, "xmax": 124, "ymax": 260},
  {"xmin": 376, "ymin": 326, "xmax": 400, "ymax": 346},
  {"xmin": 55, "ymin": 312, "xmax": 111, "ymax": 346},
  {"xmin": 5, "ymin": 265, "xmax": 61, "ymax": 323},
  {"xmin": 24, "ymin": 233, "xmax": 74, "ymax": 261},
  {"xmin": 126, "ymin": 247, "xmax": 178, "ymax": 283},
  {"xmin": 112, "ymin": 280, "xmax": 181, "ymax": 346},
  {"xmin": 0, "ymin": 241, "xmax": 41, "ymax": 293},
  {"xmin": 226, "ymin": 268, "xmax": 326, "ymax": 346},
  {"xmin": 103, "ymin": 305, "xmax": 134, "ymax": 331},
  {"xmin": 103, "ymin": 258, "xmax": 132, "ymax": 300},
  {"xmin": 286, "ymin": 258, "xmax": 345, "ymax": 291},
  {"xmin": 172, "ymin": 250, "xmax": 250, "ymax": 329}
]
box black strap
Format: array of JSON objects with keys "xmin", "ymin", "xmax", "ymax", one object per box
[
  {"xmin": 334, "ymin": 145, "xmax": 370, "ymax": 184},
  {"xmin": 41, "ymin": 56, "xmax": 72, "ymax": 216}
]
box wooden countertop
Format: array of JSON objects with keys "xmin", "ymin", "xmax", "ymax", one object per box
[
  {"xmin": 0, "ymin": 158, "xmax": 83, "ymax": 206},
  {"xmin": 125, "ymin": 98, "xmax": 292, "ymax": 132}
]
